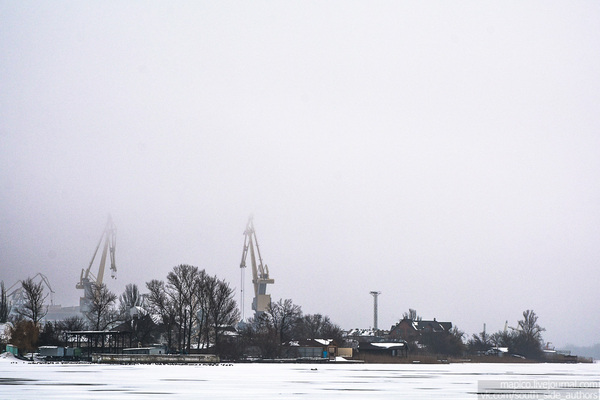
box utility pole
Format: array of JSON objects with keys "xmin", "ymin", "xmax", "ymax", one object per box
[{"xmin": 370, "ymin": 291, "xmax": 381, "ymax": 330}]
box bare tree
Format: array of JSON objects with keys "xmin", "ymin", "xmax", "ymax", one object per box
[
  {"xmin": 119, "ymin": 283, "xmax": 144, "ymax": 318},
  {"xmin": 320, "ymin": 320, "xmax": 344, "ymax": 344},
  {"xmin": 205, "ymin": 275, "xmax": 239, "ymax": 353},
  {"xmin": 517, "ymin": 310, "xmax": 545, "ymax": 341},
  {"xmin": 146, "ymin": 279, "xmax": 177, "ymax": 352},
  {"xmin": 0, "ymin": 281, "xmax": 10, "ymax": 323},
  {"xmin": 240, "ymin": 315, "xmax": 279, "ymax": 358},
  {"xmin": 39, "ymin": 321, "xmax": 62, "ymax": 346},
  {"xmin": 17, "ymin": 277, "xmax": 48, "ymax": 324},
  {"xmin": 166, "ymin": 264, "xmax": 203, "ymax": 353},
  {"xmin": 184, "ymin": 268, "xmax": 204, "ymax": 353},
  {"xmin": 294, "ymin": 313, "xmax": 344, "ymax": 343},
  {"xmin": 402, "ymin": 308, "xmax": 421, "ymax": 321},
  {"xmin": 467, "ymin": 328, "xmax": 492, "ymax": 353},
  {"xmin": 57, "ymin": 315, "xmax": 87, "ymax": 332},
  {"xmin": 490, "ymin": 330, "xmax": 514, "ymax": 347},
  {"xmin": 116, "ymin": 283, "xmax": 156, "ymax": 346},
  {"xmin": 513, "ymin": 309, "xmax": 545, "ymax": 359},
  {"xmin": 264, "ymin": 298, "xmax": 302, "ymax": 346},
  {"xmin": 291, "ymin": 314, "xmax": 344, "ymax": 345},
  {"xmin": 146, "ymin": 267, "xmax": 238, "ymax": 355},
  {"xmin": 194, "ymin": 272, "xmax": 211, "ymax": 352},
  {"xmin": 85, "ymin": 283, "xmax": 117, "ymax": 330},
  {"xmin": 297, "ymin": 313, "xmax": 325, "ymax": 338},
  {"xmin": 487, "ymin": 310, "xmax": 546, "ymax": 359}
]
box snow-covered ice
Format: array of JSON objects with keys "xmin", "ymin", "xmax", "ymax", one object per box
[{"xmin": 0, "ymin": 358, "xmax": 598, "ymax": 399}]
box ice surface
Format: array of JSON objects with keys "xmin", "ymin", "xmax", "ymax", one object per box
[
  {"xmin": 0, "ymin": 352, "xmax": 28, "ymax": 364},
  {"xmin": 0, "ymin": 360, "xmax": 598, "ymax": 399}
]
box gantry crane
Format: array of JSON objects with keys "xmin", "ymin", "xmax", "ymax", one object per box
[
  {"xmin": 76, "ymin": 215, "xmax": 117, "ymax": 312},
  {"xmin": 239, "ymin": 216, "xmax": 274, "ymax": 319},
  {"xmin": 7, "ymin": 272, "xmax": 55, "ymax": 313}
]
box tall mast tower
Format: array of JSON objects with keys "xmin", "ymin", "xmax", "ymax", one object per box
[{"xmin": 370, "ymin": 291, "xmax": 381, "ymax": 330}]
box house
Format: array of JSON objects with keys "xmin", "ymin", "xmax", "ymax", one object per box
[
  {"xmin": 346, "ymin": 328, "xmax": 380, "ymax": 343},
  {"xmin": 485, "ymin": 347, "xmax": 509, "ymax": 357},
  {"xmin": 345, "ymin": 328, "xmax": 390, "ymax": 353},
  {"xmin": 388, "ymin": 318, "xmax": 452, "ymax": 341},
  {"xmin": 346, "ymin": 328, "xmax": 390, "ymax": 340},
  {"xmin": 218, "ymin": 325, "xmax": 240, "ymax": 344},
  {"xmin": 283, "ymin": 339, "xmax": 339, "ymax": 360}
]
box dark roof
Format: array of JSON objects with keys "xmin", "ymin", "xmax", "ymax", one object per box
[
  {"xmin": 416, "ymin": 320, "xmax": 452, "ymax": 332},
  {"xmin": 390, "ymin": 318, "xmax": 452, "ymax": 333}
]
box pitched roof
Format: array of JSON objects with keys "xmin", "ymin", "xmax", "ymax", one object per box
[
  {"xmin": 416, "ymin": 320, "xmax": 452, "ymax": 332},
  {"xmin": 390, "ymin": 318, "xmax": 452, "ymax": 334}
]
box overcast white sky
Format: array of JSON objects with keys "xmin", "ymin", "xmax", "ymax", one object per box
[{"xmin": 1, "ymin": 1, "xmax": 599, "ymax": 347}]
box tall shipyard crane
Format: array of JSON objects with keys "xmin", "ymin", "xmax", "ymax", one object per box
[
  {"xmin": 239, "ymin": 217, "xmax": 274, "ymax": 319},
  {"xmin": 76, "ymin": 216, "xmax": 117, "ymax": 312}
]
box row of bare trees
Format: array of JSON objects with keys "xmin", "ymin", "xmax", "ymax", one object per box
[
  {"xmin": 77, "ymin": 264, "xmax": 239, "ymax": 354},
  {"xmin": 466, "ymin": 310, "xmax": 546, "ymax": 359},
  {"xmin": 1, "ymin": 277, "xmax": 53, "ymax": 354},
  {"xmin": 1, "ymin": 265, "xmax": 239, "ymax": 356},
  {"xmin": 238, "ymin": 298, "xmax": 344, "ymax": 358},
  {"xmin": 145, "ymin": 264, "xmax": 239, "ymax": 354}
]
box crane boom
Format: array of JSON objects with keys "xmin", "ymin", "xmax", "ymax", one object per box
[{"xmin": 76, "ymin": 216, "xmax": 117, "ymax": 312}]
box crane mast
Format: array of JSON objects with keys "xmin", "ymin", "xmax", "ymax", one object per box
[
  {"xmin": 76, "ymin": 215, "xmax": 117, "ymax": 312},
  {"xmin": 240, "ymin": 217, "xmax": 274, "ymax": 318}
]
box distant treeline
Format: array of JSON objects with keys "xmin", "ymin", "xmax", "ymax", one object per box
[{"xmin": 559, "ymin": 343, "xmax": 600, "ymax": 359}]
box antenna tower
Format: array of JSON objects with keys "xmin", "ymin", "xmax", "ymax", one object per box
[{"xmin": 370, "ymin": 291, "xmax": 381, "ymax": 330}]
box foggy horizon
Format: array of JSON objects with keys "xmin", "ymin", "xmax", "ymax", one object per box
[{"xmin": 1, "ymin": 2, "xmax": 599, "ymax": 348}]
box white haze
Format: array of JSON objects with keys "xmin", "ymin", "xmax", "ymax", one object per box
[{"xmin": 1, "ymin": 2, "xmax": 599, "ymax": 347}]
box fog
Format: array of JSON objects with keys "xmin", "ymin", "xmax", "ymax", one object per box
[{"xmin": 1, "ymin": 2, "xmax": 599, "ymax": 347}]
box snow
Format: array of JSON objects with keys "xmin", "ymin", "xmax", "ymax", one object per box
[
  {"xmin": 0, "ymin": 360, "xmax": 598, "ymax": 399},
  {"xmin": 334, "ymin": 356, "xmax": 350, "ymax": 362},
  {"xmin": 371, "ymin": 342, "xmax": 406, "ymax": 349},
  {"xmin": 0, "ymin": 323, "xmax": 11, "ymax": 342},
  {"xmin": 0, "ymin": 352, "xmax": 27, "ymax": 364},
  {"xmin": 346, "ymin": 328, "xmax": 377, "ymax": 337}
]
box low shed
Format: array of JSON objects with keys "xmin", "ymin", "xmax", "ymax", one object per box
[
  {"xmin": 123, "ymin": 346, "xmax": 165, "ymax": 355},
  {"xmin": 39, "ymin": 346, "xmax": 65, "ymax": 358}
]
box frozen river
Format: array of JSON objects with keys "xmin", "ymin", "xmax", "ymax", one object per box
[{"xmin": 1, "ymin": 356, "xmax": 598, "ymax": 399}]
